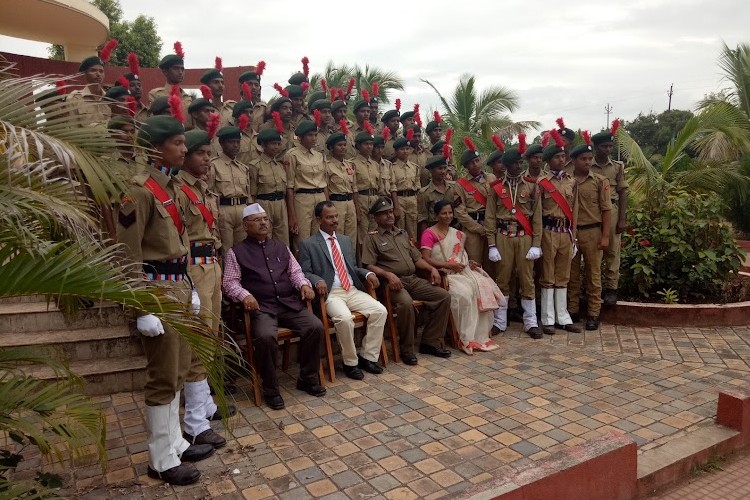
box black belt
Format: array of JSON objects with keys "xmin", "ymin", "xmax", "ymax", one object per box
[
  {"xmin": 143, "ymin": 259, "xmax": 188, "ymax": 276},
  {"xmin": 469, "ymin": 210, "xmax": 486, "ymax": 222},
  {"xmin": 397, "ymin": 189, "xmax": 417, "ymax": 197},
  {"xmin": 577, "ymin": 222, "xmax": 602, "ymax": 231},
  {"xmin": 296, "ymin": 188, "xmax": 324, "ymax": 194},
  {"xmin": 190, "ymin": 243, "xmax": 215, "ymax": 258},
  {"xmin": 329, "ymin": 193, "xmax": 353, "ymax": 201},
  {"xmin": 256, "ymin": 191, "xmax": 285, "ymax": 201},
  {"xmin": 496, "ymin": 219, "xmax": 520, "ymax": 230},
  {"xmin": 542, "ymin": 215, "xmax": 571, "ymax": 228},
  {"xmin": 358, "ymin": 188, "xmax": 378, "ymax": 196},
  {"xmin": 219, "ymin": 196, "xmax": 247, "ymax": 206}
]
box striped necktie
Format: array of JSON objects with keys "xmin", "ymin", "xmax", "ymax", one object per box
[{"xmin": 329, "ymin": 236, "xmax": 351, "ymax": 291}]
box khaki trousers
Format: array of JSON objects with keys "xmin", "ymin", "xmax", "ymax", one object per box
[
  {"xmin": 395, "ymin": 195, "xmax": 418, "ymax": 241},
  {"xmin": 357, "ymin": 194, "xmax": 380, "ymax": 247},
  {"xmin": 294, "ymin": 192, "xmax": 327, "ymax": 251},
  {"xmin": 496, "ymin": 234, "xmax": 535, "ymax": 300},
  {"xmin": 391, "ymin": 275, "xmax": 451, "ymax": 357},
  {"xmin": 218, "ymin": 204, "xmax": 247, "ymax": 256},
  {"xmin": 257, "ymin": 198, "xmax": 289, "ymax": 247},
  {"xmin": 540, "ymin": 230, "xmax": 573, "ymax": 288},
  {"xmin": 332, "ymin": 199, "xmax": 357, "ymax": 249},
  {"xmin": 568, "ymin": 226, "xmax": 603, "ymax": 316},
  {"xmin": 463, "ymin": 229, "xmax": 486, "ymax": 264},
  {"xmin": 602, "ymin": 205, "xmax": 621, "ymax": 290},
  {"xmin": 186, "ymin": 261, "xmax": 222, "ymax": 383},
  {"xmin": 325, "ymin": 286, "xmax": 387, "ymax": 365}
]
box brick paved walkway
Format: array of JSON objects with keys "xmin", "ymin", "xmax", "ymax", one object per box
[
  {"xmin": 648, "ymin": 451, "xmax": 750, "ymax": 499},
  {"xmin": 9, "ymin": 323, "xmax": 750, "ymax": 499}
]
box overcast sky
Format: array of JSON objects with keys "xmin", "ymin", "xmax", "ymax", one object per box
[{"xmin": 1, "ymin": 0, "xmax": 747, "ymax": 133}]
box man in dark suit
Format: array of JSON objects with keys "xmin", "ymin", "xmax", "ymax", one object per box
[{"xmin": 299, "ymin": 201, "xmax": 387, "ymax": 380}]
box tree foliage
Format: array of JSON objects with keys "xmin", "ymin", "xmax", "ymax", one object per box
[
  {"xmin": 308, "ymin": 61, "xmax": 405, "ymax": 104},
  {"xmin": 622, "ymin": 109, "xmax": 694, "ymax": 158}
]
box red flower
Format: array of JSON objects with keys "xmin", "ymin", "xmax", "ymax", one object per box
[
  {"xmin": 639, "ymin": 239, "xmax": 651, "ymax": 247},
  {"xmin": 627, "ymin": 227, "xmax": 636, "ymax": 235}
]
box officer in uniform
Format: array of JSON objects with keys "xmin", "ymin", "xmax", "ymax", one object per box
[
  {"xmin": 67, "ymin": 54, "xmax": 110, "ymax": 129},
  {"xmin": 454, "ymin": 145, "xmax": 496, "ymax": 263},
  {"xmin": 208, "ymin": 126, "xmax": 251, "ymax": 255},
  {"xmin": 117, "ymin": 116, "xmax": 214, "ymax": 486},
  {"xmin": 390, "ymin": 135, "xmax": 420, "ymax": 240},
  {"xmin": 567, "ymin": 134, "xmax": 612, "ymax": 330},
  {"xmin": 591, "ymin": 122, "xmax": 628, "ymax": 306},
  {"xmin": 361, "ymin": 197, "xmax": 452, "ymax": 365},
  {"xmin": 325, "ymin": 133, "xmax": 358, "ymax": 245},
  {"xmin": 248, "ymin": 128, "xmax": 290, "ymax": 246},
  {"xmin": 418, "ymin": 156, "xmax": 456, "ymax": 238},
  {"xmin": 148, "ymin": 44, "xmax": 194, "ymax": 130},
  {"xmin": 351, "ymin": 129, "xmax": 381, "ymax": 247}
]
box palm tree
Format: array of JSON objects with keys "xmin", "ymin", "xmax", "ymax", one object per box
[
  {"xmin": 421, "ymin": 74, "xmax": 540, "ymax": 167},
  {"xmin": 308, "ymin": 61, "xmax": 404, "ymax": 104}
]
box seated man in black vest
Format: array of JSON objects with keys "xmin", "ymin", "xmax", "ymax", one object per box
[{"xmin": 222, "ymin": 203, "xmax": 325, "ymax": 410}]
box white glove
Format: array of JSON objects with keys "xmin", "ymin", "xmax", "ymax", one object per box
[
  {"xmin": 191, "ymin": 289, "xmax": 201, "ymax": 314},
  {"xmin": 137, "ymin": 314, "xmax": 164, "ymax": 337},
  {"xmin": 525, "ymin": 247, "xmax": 542, "ymax": 261},
  {"xmin": 571, "ymin": 244, "xmax": 578, "ymax": 259},
  {"xmin": 488, "ymin": 246, "xmax": 501, "ymax": 262}
]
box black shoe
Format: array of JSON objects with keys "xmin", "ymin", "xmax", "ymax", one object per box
[
  {"xmin": 183, "ymin": 429, "xmax": 227, "ymax": 449},
  {"xmin": 603, "ymin": 289, "xmax": 618, "ymax": 306},
  {"xmin": 526, "ymin": 326, "xmax": 543, "ymax": 339},
  {"xmin": 586, "ymin": 316, "xmax": 600, "ymax": 330},
  {"xmin": 508, "ymin": 308, "xmax": 524, "ymax": 323},
  {"xmin": 402, "ymin": 355, "xmax": 418, "ymax": 366},
  {"xmin": 418, "ymin": 344, "xmax": 452, "ymax": 358},
  {"xmin": 569, "ymin": 312, "xmax": 581, "ymax": 323},
  {"xmin": 563, "ymin": 323, "xmax": 582, "ymax": 333},
  {"xmin": 266, "ymin": 394, "xmax": 285, "ymax": 410},
  {"xmin": 491, "ymin": 325, "xmax": 505, "ymax": 336},
  {"xmin": 208, "ymin": 404, "xmax": 237, "ymax": 421},
  {"xmin": 296, "ymin": 379, "xmax": 327, "ymax": 397},
  {"xmin": 180, "ymin": 443, "xmax": 215, "ymax": 462},
  {"xmin": 358, "ymin": 356, "xmax": 384, "ymax": 374},
  {"xmin": 343, "ymin": 364, "xmax": 365, "ymax": 380},
  {"xmin": 147, "ymin": 464, "xmax": 200, "ymax": 486},
  {"xmin": 542, "ymin": 325, "xmax": 556, "ymax": 335}
]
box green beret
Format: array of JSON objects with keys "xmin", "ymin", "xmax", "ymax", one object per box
[
  {"xmin": 501, "ymin": 147, "xmax": 523, "ymax": 166},
  {"xmin": 185, "ymin": 129, "xmax": 211, "ymax": 154},
  {"xmin": 216, "ymin": 126, "xmax": 241, "ymax": 141},
  {"xmin": 200, "ymin": 68, "xmax": 223, "ymax": 85},
  {"xmin": 425, "ymin": 121, "xmax": 441, "ymax": 134},
  {"xmin": 393, "ymin": 137, "xmax": 410, "ymax": 150},
  {"xmin": 331, "ymin": 100, "xmax": 347, "ymax": 113},
  {"xmin": 430, "ymin": 140, "xmax": 445, "ymax": 155},
  {"xmin": 461, "ymin": 149, "xmax": 480, "ymax": 166},
  {"xmin": 271, "ymin": 97, "xmax": 292, "ymax": 112},
  {"xmin": 373, "ymin": 135, "xmax": 385, "ymax": 147},
  {"xmin": 425, "ymin": 155, "xmax": 448, "ymax": 169},
  {"xmin": 559, "ymin": 127, "xmax": 575, "ymax": 142},
  {"xmin": 295, "ymin": 119, "xmax": 317, "ymax": 137},
  {"xmin": 525, "ymin": 144, "xmax": 543, "ymax": 157},
  {"xmin": 188, "ymin": 98, "xmax": 214, "ymax": 114},
  {"xmin": 353, "ymin": 100, "xmax": 370, "ymax": 113},
  {"xmin": 408, "ymin": 124, "xmax": 421, "ymax": 135},
  {"xmin": 122, "ymin": 72, "xmax": 139, "ymax": 82},
  {"xmin": 107, "ymin": 115, "xmax": 134, "ymax": 131},
  {"xmin": 79, "ymin": 56, "xmax": 104, "ymax": 72},
  {"xmin": 592, "ymin": 131, "xmax": 614, "ymax": 146},
  {"xmin": 355, "ymin": 131, "xmax": 374, "ymax": 144},
  {"xmin": 104, "ymin": 85, "xmax": 129, "ymax": 100},
  {"xmin": 326, "ymin": 132, "xmax": 347, "ymax": 149},
  {"xmin": 286, "ymin": 85, "xmax": 304, "ymax": 98},
  {"xmin": 158, "ymin": 54, "xmax": 184, "ymax": 70},
  {"xmin": 137, "ymin": 116, "xmax": 185, "ymax": 147},
  {"xmin": 239, "ymin": 71, "xmax": 260, "ymax": 84},
  {"xmin": 288, "ymin": 72, "xmax": 308, "ymax": 85},
  {"xmin": 542, "ymin": 144, "xmax": 565, "ymax": 162},
  {"xmin": 381, "ymin": 109, "xmax": 400, "ymax": 123},
  {"xmin": 232, "ymin": 100, "xmax": 254, "ymax": 118},
  {"xmin": 306, "ymin": 91, "xmax": 326, "ymax": 104},
  {"xmin": 399, "ymin": 111, "xmax": 414, "ymax": 122},
  {"xmin": 486, "ymin": 150, "xmax": 503, "ymax": 166},
  {"xmin": 257, "ymin": 128, "xmax": 283, "ymax": 144},
  {"xmin": 370, "ymin": 196, "xmax": 394, "ymax": 215},
  {"xmin": 150, "ymin": 96, "xmax": 170, "ymax": 115},
  {"xmin": 309, "ymin": 99, "xmax": 331, "ymax": 111},
  {"xmin": 570, "ymin": 143, "xmax": 594, "ymax": 158}
]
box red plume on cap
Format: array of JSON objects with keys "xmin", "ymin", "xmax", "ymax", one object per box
[
  {"xmin": 301, "ymin": 82, "xmax": 310, "ymax": 92},
  {"xmin": 364, "ymin": 121, "xmax": 374, "ymax": 136},
  {"xmin": 169, "ymin": 94, "xmax": 184, "ymax": 123},
  {"xmin": 238, "ymin": 114, "xmax": 249, "ymax": 132},
  {"xmin": 273, "ymin": 83, "xmax": 288, "ymax": 97},
  {"xmin": 445, "ymin": 128, "xmax": 454, "ymax": 145},
  {"xmin": 395, "ymin": 98, "xmax": 401, "ymax": 112},
  {"xmin": 126, "ymin": 96, "xmax": 137, "ymax": 117},
  {"xmin": 173, "ymin": 41, "xmax": 184, "ymax": 59},
  {"xmin": 338, "ymin": 88, "xmax": 346, "ymax": 100},
  {"xmin": 406, "ymin": 128, "xmax": 415, "ymax": 142},
  {"xmin": 207, "ymin": 113, "xmax": 220, "ymax": 140},
  {"xmin": 339, "ymin": 118, "xmax": 349, "ymax": 136},
  {"xmin": 463, "ymin": 136, "xmax": 477, "ymax": 152},
  {"xmin": 242, "ymin": 82, "xmax": 252, "ymax": 100},
  {"xmin": 361, "ymin": 89, "xmax": 371, "ymax": 103},
  {"xmin": 214, "ymin": 56, "xmax": 222, "ymax": 71},
  {"xmin": 413, "ymin": 103, "xmax": 420, "ymax": 116},
  {"xmin": 320, "ymin": 78, "xmax": 328, "ymax": 93},
  {"xmin": 415, "ymin": 113, "xmax": 423, "ymax": 128},
  {"xmin": 382, "ymin": 127, "xmax": 391, "ymax": 141},
  {"xmin": 301, "ymin": 56, "xmax": 310, "ymax": 77},
  {"xmin": 491, "ymin": 134, "xmax": 505, "ymax": 152},
  {"xmin": 346, "ymin": 77, "xmax": 356, "ymax": 97},
  {"xmin": 99, "ymin": 39, "xmax": 118, "ymax": 63},
  {"xmin": 256, "ymin": 60, "xmax": 266, "ymax": 77},
  {"xmin": 582, "ymin": 130, "xmax": 592, "ymax": 146},
  {"xmin": 117, "ymin": 76, "xmax": 130, "ymax": 89},
  {"xmin": 313, "ymin": 109, "xmax": 322, "ymax": 128},
  {"xmin": 442, "ymin": 143, "xmax": 451, "ymax": 159},
  {"xmin": 611, "ymin": 118, "xmax": 621, "ymax": 137},
  {"xmin": 550, "ymin": 129, "xmax": 564, "ymax": 148},
  {"xmin": 541, "ymin": 132, "xmax": 551, "ymax": 147},
  {"xmin": 555, "ymin": 117, "xmax": 566, "ymax": 130},
  {"xmin": 371, "ymin": 82, "xmax": 379, "ymax": 99},
  {"xmin": 433, "ymin": 111, "xmax": 441, "ymax": 124},
  {"xmin": 170, "ymin": 84, "xmax": 180, "ymax": 97},
  {"xmin": 272, "ymin": 111, "xmax": 284, "ymax": 134},
  {"xmin": 518, "ymin": 133, "xmax": 527, "ymax": 155},
  {"xmin": 200, "ymin": 85, "xmax": 213, "ymax": 100},
  {"xmin": 55, "ymin": 80, "xmax": 67, "ymax": 95},
  {"xmin": 127, "ymin": 52, "xmax": 140, "ymax": 76},
  {"xmin": 329, "ymin": 87, "xmax": 338, "ymax": 102}
]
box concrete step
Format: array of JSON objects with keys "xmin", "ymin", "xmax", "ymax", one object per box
[
  {"xmin": 0, "ymin": 295, "xmax": 48, "ymax": 305},
  {"xmin": 0, "ymin": 302, "xmax": 126, "ymax": 333},
  {"xmin": 22, "ymin": 355, "xmax": 147, "ymax": 396}
]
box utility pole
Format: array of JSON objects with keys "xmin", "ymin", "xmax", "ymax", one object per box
[
  {"xmin": 667, "ymin": 83, "xmax": 673, "ymax": 111},
  {"xmin": 604, "ymin": 103, "xmax": 613, "ymax": 129}
]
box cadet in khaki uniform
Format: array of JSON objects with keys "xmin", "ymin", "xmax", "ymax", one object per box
[
  {"xmin": 418, "ymin": 157, "xmax": 456, "ymax": 238},
  {"xmin": 351, "ymin": 128, "xmax": 381, "ymax": 247},
  {"xmin": 238, "ymin": 64, "xmax": 268, "ymax": 133},
  {"xmin": 591, "ymin": 121, "xmax": 628, "ymax": 306},
  {"xmin": 148, "ymin": 45, "xmax": 194, "ymax": 130},
  {"xmin": 537, "ymin": 130, "xmax": 581, "ymax": 335},
  {"xmin": 287, "ymin": 84, "xmax": 311, "ymax": 128},
  {"xmin": 287, "ymin": 120, "xmax": 328, "ymax": 249},
  {"xmin": 381, "ymin": 108, "xmax": 401, "ymax": 160},
  {"xmin": 208, "ymin": 126, "xmax": 251, "ymax": 255},
  {"xmin": 454, "ymin": 145, "xmax": 496, "ymax": 263},
  {"xmin": 118, "ymin": 116, "xmax": 214, "ymax": 486},
  {"xmin": 260, "ymin": 97, "xmax": 297, "ymax": 159},
  {"xmin": 249, "ymin": 128, "xmax": 290, "ymax": 246},
  {"xmin": 67, "ymin": 54, "xmax": 111, "ymax": 129},
  {"xmin": 122, "ymin": 54, "xmax": 149, "ymax": 123},
  {"xmin": 231, "ymin": 101, "xmax": 262, "ymax": 166},
  {"xmin": 524, "ymin": 143, "xmax": 545, "ymax": 182},
  {"xmin": 372, "ymin": 131, "xmax": 394, "ymax": 198},
  {"xmin": 390, "ymin": 134, "xmax": 421, "ymax": 240},
  {"xmin": 346, "ymin": 100, "xmax": 373, "ymax": 159},
  {"xmin": 361, "ymin": 197, "xmax": 453, "ymax": 365},
  {"xmin": 187, "ymin": 95, "xmax": 216, "ymax": 133},
  {"xmin": 406, "ymin": 126, "xmax": 430, "ymax": 186},
  {"xmin": 567, "ymin": 134, "xmax": 612, "ymax": 331},
  {"xmin": 200, "ymin": 63, "xmax": 234, "ymax": 128},
  {"xmin": 330, "ymin": 100, "xmax": 350, "ymax": 134},
  {"xmin": 325, "ymin": 133, "xmax": 358, "ymax": 246},
  {"xmin": 311, "ymin": 99, "xmax": 334, "ymax": 156},
  {"xmin": 485, "ymin": 142, "xmax": 543, "ymax": 338}
]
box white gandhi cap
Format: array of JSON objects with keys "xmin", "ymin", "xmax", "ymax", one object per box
[{"xmin": 242, "ymin": 203, "xmax": 266, "ymax": 218}]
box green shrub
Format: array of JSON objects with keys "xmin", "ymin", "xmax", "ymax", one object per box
[
  {"xmin": 723, "ymin": 156, "xmax": 750, "ymax": 237},
  {"xmin": 620, "ymin": 190, "xmax": 743, "ymax": 301}
]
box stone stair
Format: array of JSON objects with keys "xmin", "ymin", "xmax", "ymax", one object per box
[{"xmin": 0, "ymin": 296, "xmax": 146, "ymax": 395}]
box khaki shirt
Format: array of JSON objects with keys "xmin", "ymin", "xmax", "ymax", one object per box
[
  {"xmin": 208, "ymin": 152, "xmax": 251, "ymax": 198},
  {"xmin": 147, "ymin": 84, "xmax": 194, "ymax": 129},
  {"xmin": 287, "ymin": 146, "xmax": 327, "ymax": 190},
  {"xmin": 592, "ymin": 158, "xmax": 628, "ymax": 202},
  {"xmin": 383, "ymin": 132, "xmax": 400, "ymax": 160},
  {"xmin": 326, "ymin": 156, "xmax": 356, "ymax": 194},
  {"xmin": 361, "ymin": 226, "xmax": 421, "ymax": 277},
  {"xmin": 352, "ymin": 155, "xmax": 380, "ymax": 192},
  {"xmin": 291, "ymin": 111, "xmax": 312, "ymax": 128},
  {"xmin": 66, "ymin": 86, "xmax": 110, "ymax": 129},
  {"xmin": 218, "ymin": 100, "xmax": 235, "ymax": 127},
  {"xmin": 134, "ymin": 101, "xmax": 149, "ymax": 124},
  {"xmin": 315, "ymin": 127, "xmax": 333, "ymax": 156},
  {"xmin": 346, "ymin": 122, "xmax": 370, "ymax": 159},
  {"xmin": 418, "ymin": 181, "xmax": 456, "ymax": 224},
  {"xmin": 453, "ymin": 172, "xmax": 497, "ymax": 234},
  {"xmin": 252, "ymin": 101, "xmax": 267, "ymax": 132},
  {"xmin": 537, "ymin": 172, "xmax": 577, "ymax": 221},
  {"xmin": 485, "ymin": 178, "xmax": 542, "ymax": 247},
  {"xmin": 237, "ymin": 130, "xmax": 263, "ymax": 166},
  {"xmin": 259, "ymin": 119, "xmax": 297, "ymax": 158},
  {"xmin": 248, "ymin": 154, "xmax": 287, "ymax": 196},
  {"xmin": 574, "ymin": 171, "xmax": 611, "ymax": 226},
  {"xmin": 391, "ymin": 158, "xmax": 421, "ymax": 192},
  {"xmin": 378, "ymin": 158, "xmax": 394, "ymax": 196},
  {"xmin": 176, "ymin": 170, "xmax": 222, "ymax": 249}
]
